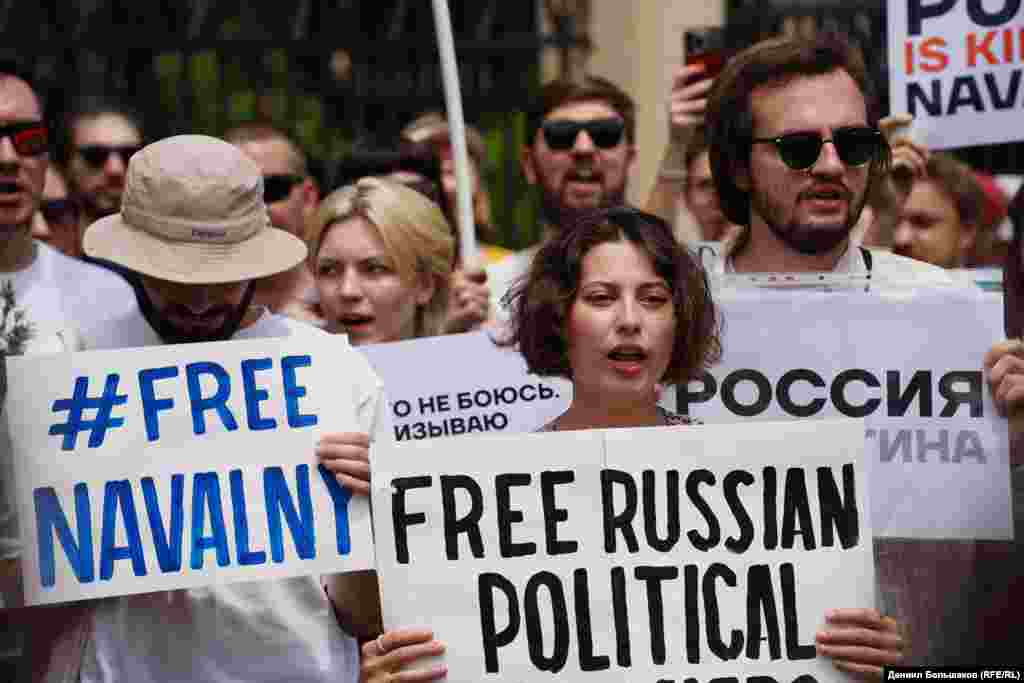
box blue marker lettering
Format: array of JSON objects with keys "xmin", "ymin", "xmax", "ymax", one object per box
[
  {"xmin": 138, "ymin": 366, "xmax": 179, "ymax": 441},
  {"xmin": 281, "ymin": 355, "xmax": 317, "ymax": 428},
  {"xmin": 317, "ymin": 464, "xmax": 352, "ymax": 556},
  {"xmin": 186, "ymin": 362, "xmax": 238, "ymax": 435},
  {"xmin": 190, "ymin": 472, "xmax": 230, "ymax": 569},
  {"xmin": 264, "ymin": 465, "xmax": 315, "ymax": 562},
  {"xmin": 99, "ymin": 480, "xmax": 147, "ymax": 580},
  {"xmin": 141, "ymin": 475, "xmax": 184, "ymax": 573},
  {"xmin": 241, "ymin": 358, "xmax": 277, "ymax": 431},
  {"xmin": 229, "ymin": 469, "xmax": 267, "ymax": 566},
  {"xmin": 34, "ymin": 484, "xmax": 94, "ymax": 587}
]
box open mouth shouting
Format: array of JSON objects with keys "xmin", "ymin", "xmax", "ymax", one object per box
[
  {"xmin": 0, "ymin": 179, "xmax": 25, "ymax": 203},
  {"xmin": 607, "ymin": 344, "xmax": 649, "ymax": 378},
  {"xmin": 565, "ymin": 166, "xmax": 604, "ymax": 200},
  {"xmin": 801, "ymin": 185, "xmax": 850, "ymax": 213},
  {"xmin": 337, "ymin": 313, "xmax": 375, "ymax": 332}
]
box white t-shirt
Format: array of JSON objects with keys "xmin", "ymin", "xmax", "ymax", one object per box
[
  {"xmin": 0, "ymin": 241, "xmax": 135, "ymax": 346},
  {"xmin": 56, "ymin": 308, "xmax": 386, "ymax": 683},
  {"xmin": 716, "ymin": 243, "xmax": 958, "ymax": 287},
  {"xmin": 0, "ymin": 242, "xmax": 134, "ymax": 578}
]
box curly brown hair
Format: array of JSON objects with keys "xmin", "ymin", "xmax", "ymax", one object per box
[{"xmin": 503, "ymin": 206, "xmax": 721, "ymax": 383}]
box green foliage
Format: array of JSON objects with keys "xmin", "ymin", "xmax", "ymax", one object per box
[{"xmin": 150, "ymin": 38, "xmax": 542, "ymax": 251}]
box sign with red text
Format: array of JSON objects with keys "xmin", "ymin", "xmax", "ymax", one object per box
[
  {"xmin": 373, "ymin": 419, "xmax": 874, "ymax": 683},
  {"xmin": 889, "ymin": 0, "xmax": 1024, "ymax": 149}
]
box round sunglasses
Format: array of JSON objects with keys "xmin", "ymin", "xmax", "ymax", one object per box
[{"xmin": 751, "ymin": 127, "xmax": 882, "ymax": 171}]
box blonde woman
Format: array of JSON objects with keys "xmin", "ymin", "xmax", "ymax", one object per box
[{"xmin": 309, "ymin": 177, "xmax": 455, "ymax": 345}]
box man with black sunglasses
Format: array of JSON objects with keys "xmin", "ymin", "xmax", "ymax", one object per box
[
  {"xmin": 703, "ymin": 32, "xmax": 1024, "ymax": 670},
  {"xmin": 224, "ymin": 123, "xmax": 321, "ymax": 321},
  {"xmin": 60, "ymin": 96, "xmax": 144, "ymax": 244},
  {"xmin": 705, "ymin": 33, "xmax": 949, "ymax": 283},
  {"xmin": 488, "ymin": 75, "xmax": 637, "ymax": 314}
]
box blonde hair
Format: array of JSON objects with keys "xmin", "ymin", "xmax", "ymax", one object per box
[{"xmin": 311, "ymin": 177, "xmax": 455, "ymax": 338}]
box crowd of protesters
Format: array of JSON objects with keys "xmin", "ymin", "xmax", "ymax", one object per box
[{"xmin": 0, "ymin": 27, "xmax": 1022, "ymax": 683}]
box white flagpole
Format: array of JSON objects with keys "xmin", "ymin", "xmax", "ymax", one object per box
[{"xmin": 431, "ymin": 0, "xmax": 477, "ymax": 267}]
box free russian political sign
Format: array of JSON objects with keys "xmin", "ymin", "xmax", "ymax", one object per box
[
  {"xmin": 4, "ymin": 336, "xmax": 374, "ymax": 605},
  {"xmin": 888, "ymin": 0, "xmax": 1024, "ymax": 149},
  {"xmin": 373, "ymin": 419, "xmax": 874, "ymax": 683}
]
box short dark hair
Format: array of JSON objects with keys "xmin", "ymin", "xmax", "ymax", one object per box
[
  {"xmin": 504, "ymin": 206, "xmax": 721, "ymax": 384},
  {"xmin": 223, "ymin": 121, "xmax": 308, "ymax": 176},
  {"xmin": 525, "ymin": 76, "xmax": 636, "ymax": 146},
  {"xmin": 58, "ymin": 95, "xmax": 145, "ymax": 166},
  {"xmin": 706, "ymin": 32, "xmax": 890, "ymax": 229}
]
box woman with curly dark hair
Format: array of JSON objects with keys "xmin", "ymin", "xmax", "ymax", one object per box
[{"xmin": 504, "ymin": 205, "xmax": 721, "ymax": 430}]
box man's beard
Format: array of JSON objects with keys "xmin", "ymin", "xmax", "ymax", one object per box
[
  {"xmin": 749, "ymin": 180, "xmax": 866, "ymax": 257},
  {"xmin": 77, "ymin": 188, "xmax": 123, "ymax": 220},
  {"xmin": 537, "ymin": 168, "xmax": 627, "ymax": 230},
  {"xmin": 133, "ymin": 278, "xmax": 256, "ymax": 344}
]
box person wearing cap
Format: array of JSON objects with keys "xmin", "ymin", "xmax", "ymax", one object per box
[{"xmin": 24, "ymin": 135, "xmax": 384, "ymax": 682}]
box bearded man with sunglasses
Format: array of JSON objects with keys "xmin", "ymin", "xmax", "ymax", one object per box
[
  {"xmin": 706, "ymin": 34, "xmax": 949, "ymax": 283},
  {"xmin": 703, "ymin": 32, "xmax": 1024, "ymax": 670},
  {"xmin": 487, "ymin": 75, "xmax": 637, "ymax": 314},
  {"xmin": 60, "ymin": 96, "xmax": 144, "ymax": 247},
  {"xmin": 224, "ymin": 123, "xmax": 321, "ymax": 321}
]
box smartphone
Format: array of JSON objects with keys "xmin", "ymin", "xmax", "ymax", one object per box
[{"xmin": 684, "ymin": 27, "xmax": 729, "ymax": 80}]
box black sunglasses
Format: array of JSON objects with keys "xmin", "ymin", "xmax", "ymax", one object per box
[
  {"xmin": 76, "ymin": 145, "xmax": 143, "ymax": 168},
  {"xmin": 541, "ymin": 118, "xmax": 626, "ymax": 151},
  {"xmin": 263, "ymin": 174, "xmax": 304, "ymax": 203},
  {"xmin": 0, "ymin": 121, "xmax": 48, "ymax": 156},
  {"xmin": 751, "ymin": 127, "xmax": 882, "ymax": 171},
  {"xmin": 39, "ymin": 198, "xmax": 80, "ymax": 226}
]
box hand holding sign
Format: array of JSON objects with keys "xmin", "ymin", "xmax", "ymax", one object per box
[
  {"xmin": 361, "ymin": 629, "xmax": 447, "ymax": 683},
  {"xmin": 815, "ymin": 608, "xmax": 905, "ymax": 679},
  {"xmin": 316, "ymin": 431, "xmax": 372, "ymax": 496}
]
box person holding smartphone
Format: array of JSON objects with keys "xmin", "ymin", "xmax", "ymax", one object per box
[{"xmin": 645, "ymin": 28, "xmax": 727, "ymax": 244}]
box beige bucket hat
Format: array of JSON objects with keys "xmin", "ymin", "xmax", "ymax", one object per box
[{"xmin": 84, "ymin": 134, "xmax": 307, "ymax": 284}]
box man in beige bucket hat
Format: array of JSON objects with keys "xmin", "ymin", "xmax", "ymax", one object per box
[
  {"xmin": 22, "ymin": 134, "xmax": 385, "ymax": 682},
  {"xmin": 83, "ymin": 134, "xmax": 309, "ymax": 344}
]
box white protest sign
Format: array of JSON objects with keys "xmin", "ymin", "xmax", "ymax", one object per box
[
  {"xmin": 359, "ymin": 331, "xmax": 571, "ymax": 441},
  {"xmin": 5, "ymin": 336, "xmax": 373, "ymax": 605},
  {"xmin": 888, "ymin": 0, "xmax": 1024, "ymax": 149},
  {"xmin": 677, "ymin": 289, "xmax": 1011, "ymax": 540},
  {"xmin": 374, "ymin": 419, "xmax": 874, "ymax": 683}
]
